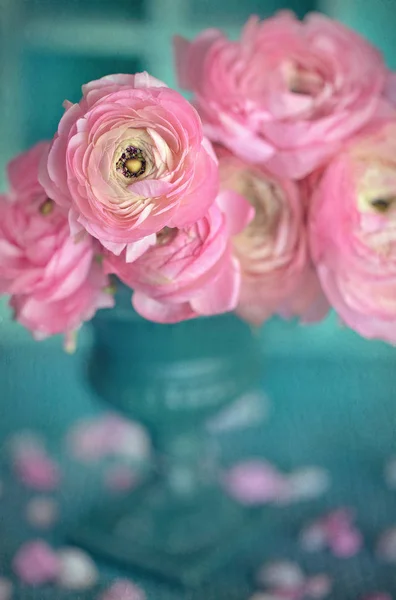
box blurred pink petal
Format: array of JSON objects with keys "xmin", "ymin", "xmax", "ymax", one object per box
[
  {"xmin": 26, "ymin": 497, "xmax": 59, "ymax": 529},
  {"xmin": 259, "ymin": 561, "xmax": 305, "ymax": 589},
  {"xmin": 66, "ymin": 414, "xmax": 150, "ymax": 464},
  {"xmin": 377, "ymin": 527, "xmax": 396, "ymax": 562},
  {"xmin": 98, "ymin": 579, "xmax": 146, "ymax": 600},
  {"xmin": 300, "ymin": 522, "xmax": 327, "ymax": 553},
  {"xmin": 362, "ymin": 595, "xmax": 392, "ymax": 600},
  {"xmin": 104, "ymin": 465, "xmax": 137, "ymax": 493},
  {"xmin": 223, "ymin": 461, "xmax": 288, "ymax": 505},
  {"xmin": 216, "ymin": 149, "xmax": 327, "ymax": 325},
  {"xmin": 14, "ymin": 452, "xmax": 60, "ymax": 491},
  {"xmin": 57, "ymin": 548, "xmax": 98, "ymax": 590},
  {"xmin": 13, "ymin": 540, "xmax": 60, "ymax": 586},
  {"xmin": 0, "ymin": 578, "xmax": 13, "ymax": 600}
]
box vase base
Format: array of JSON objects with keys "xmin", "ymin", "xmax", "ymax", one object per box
[{"xmin": 70, "ymin": 478, "xmax": 253, "ymax": 587}]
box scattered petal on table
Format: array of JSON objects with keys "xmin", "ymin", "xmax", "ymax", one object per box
[
  {"xmin": 377, "ymin": 527, "xmax": 396, "ymax": 562},
  {"xmin": 7, "ymin": 431, "xmax": 46, "ymax": 459},
  {"xmin": 13, "ymin": 540, "xmax": 60, "ymax": 586},
  {"xmin": 384, "ymin": 457, "xmax": 396, "ymax": 489},
  {"xmin": 249, "ymin": 594, "xmax": 284, "ymax": 600},
  {"xmin": 57, "ymin": 547, "xmax": 99, "ymax": 590},
  {"xmin": 361, "ymin": 595, "xmax": 392, "ymax": 600},
  {"xmin": 257, "ymin": 560, "xmax": 305, "ymax": 589},
  {"xmin": 66, "ymin": 414, "xmax": 151, "ymax": 465},
  {"xmin": 255, "ymin": 560, "xmax": 332, "ymax": 600},
  {"xmin": 305, "ymin": 575, "xmax": 332, "ymax": 598},
  {"xmin": 13, "ymin": 451, "xmax": 60, "ymax": 491},
  {"xmin": 0, "ymin": 577, "xmax": 13, "ymax": 600},
  {"xmin": 25, "ymin": 497, "xmax": 59, "ymax": 529},
  {"xmin": 300, "ymin": 509, "xmax": 362, "ymax": 558},
  {"xmin": 98, "ymin": 579, "xmax": 146, "ymax": 600},
  {"xmin": 300, "ymin": 522, "xmax": 327, "ymax": 552},
  {"xmin": 283, "ymin": 467, "xmax": 330, "ymax": 503},
  {"xmin": 206, "ymin": 390, "xmax": 269, "ymax": 433},
  {"xmin": 104, "ymin": 465, "xmax": 137, "ymax": 493},
  {"xmin": 222, "ymin": 460, "xmax": 288, "ymax": 505}
]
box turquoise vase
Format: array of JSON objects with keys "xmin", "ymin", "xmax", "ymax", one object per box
[{"xmin": 72, "ymin": 283, "xmax": 263, "ymax": 587}]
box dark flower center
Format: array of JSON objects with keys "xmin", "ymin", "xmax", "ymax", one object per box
[
  {"xmin": 39, "ymin": 198, "xmax": 54, "ymax": 215},
  {"xmin": 371, "ymin": 197, "xmax": 396, "ymax": 213},
  {"xmin": 156, "ymin": 227, "xmax": 177, "ymax": 246},
  {"xmin": 116, "ymin": 146, "xmax": 146, "ymax": 179}
]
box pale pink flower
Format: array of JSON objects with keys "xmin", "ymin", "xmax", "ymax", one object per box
[
  {"xmin": 217, "ymin": 150, "xmax": 328, "ymax": 325},
  {"xmin": 104, "ymin": 201, "xmax": 249, "ymax": 323},
  {"xmin": 175, "ymin": 12, "xmax": 388, "ymax": 179},
  {"xmin": 0, "ymin": 142, "xmax": 114, "ymax": 342},
  {"xmin": 40, "ymin": 72, "xmax": 219, "ymax": 256},
  {"xmin": 13, "ymin": 541, "xmax": 60, "ymax": 586},
  {"xmin": 310, "ymin": 120, "xmax": 396, "ymax": 343}
]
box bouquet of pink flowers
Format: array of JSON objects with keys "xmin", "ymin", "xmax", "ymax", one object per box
[{"xmin": 2, "ymin": 11, "xmax": 396, "ymax": 348}]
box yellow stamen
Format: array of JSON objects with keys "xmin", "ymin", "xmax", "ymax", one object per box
[
  {"xmin": 40, "ymin": 199, "xmax": 54, "ymax": 216},
  {"xmin": 125, "ymin": 158, "xmax": 143, "ymax": 174},
  {"xmin": 371, "ymin": 197, "xmax": 396, "ymax": 213},
  {"xmin": 104, "ymin": 283, "xmax": 117, "ymax": 295}
]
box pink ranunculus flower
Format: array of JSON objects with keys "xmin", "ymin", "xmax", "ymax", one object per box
[
  {"xmin": 175, "ymin": 11, "xmax": 388, "ymax": 180},
  {"xmin": 217, "ymin": 150, "xmax": 328, "ymax": 325},
  {"xmin": 40, "ymin": 72, "xmax": 219, "ymax": 257},
  {"xmin": 310, "ymin": 120, "xmax": 396, "ymax": 343},
  {"xmin": 104, "ymin": 200, "xmax": 251, "ymax": 323},
  {"xmin": 0, "ymin": 142, "xmax": 114, "ymax": 344}
]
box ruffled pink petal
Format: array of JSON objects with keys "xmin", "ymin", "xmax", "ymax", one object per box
[
  {"xmin": 132, "ymin": 292, "xmax": 197, "ymax": 323},
  {"xmin": 216, "ymin": 190, "xmax": 255, "ymax": 235}
]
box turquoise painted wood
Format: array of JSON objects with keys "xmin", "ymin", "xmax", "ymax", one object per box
[{"xmin": 319, "ymin": 0, "xmax": 396, "ymax": 68}]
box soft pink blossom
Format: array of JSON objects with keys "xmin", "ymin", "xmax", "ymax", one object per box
[
  {"xmin": 40, "ymin": 72, "xmax": 219, "ymax": 255},
  {"xmin": 0, "ymin": 142, "xmax": 114, "ymax": 342},
  {"xmin": 217, "ymin": 150, "xmax": 328, "ymax": 325},
  {"xmin": 310, "ymin": 120, "xmax": 396, "ymax": 343},
  {"xmin": 13, "ymin": 541, "xmax": 60, "ymax": 586},
  {"xmin": 104, "ymin": 201, "xmax": 248, "ymax": 323},
  {"xmin": 175, "ymin": 12, "xmax": 388, "ymax": 179}
]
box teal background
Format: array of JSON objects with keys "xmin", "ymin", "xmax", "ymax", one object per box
[{"xmin": 1, "ymin": 1, "xmax": 396, "ymax": 597}]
